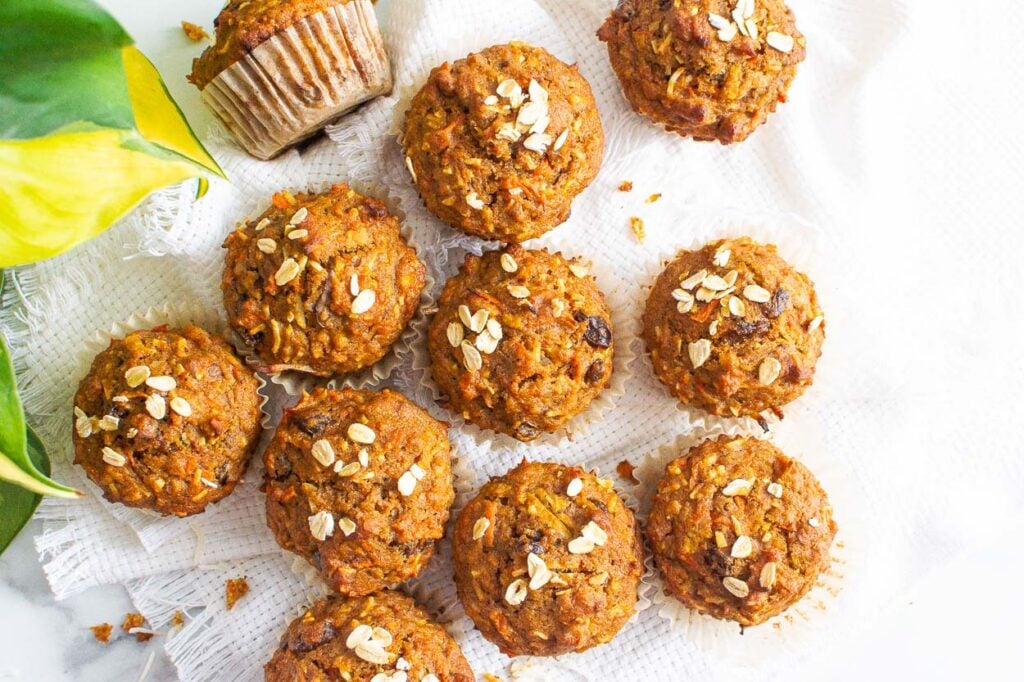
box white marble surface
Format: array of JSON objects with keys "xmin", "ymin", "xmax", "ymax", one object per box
[{"xmin": 2, "ymin": 0, "xmax": 1021, "ymax": 680}]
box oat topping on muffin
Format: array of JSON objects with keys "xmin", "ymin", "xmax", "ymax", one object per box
[
  {"xmin": 265, "ymin": 590, "xmax": 473, "ymax": 681},
  {"xmin": 452, "ymin": 461, "xmax": 643, "ymax": 656},
  {"xmin": 647, "ymin": 436, "xmax": 836, "ymax": 626},
  {"xmin": 642, "ymin": 237, "xmax": 824, "ymax": 418},
  {"xmin": 427, "ymin": 246, "xmax": 613, "ymax": 441},
  {"xmin": 264, "ymin": 387, "xmax": 454, "ymax": 595},
  {"xmin": 72, "ymin": 325, "xmax": 262, "ymax": 516},
  {"xmin": 403, "ymin": 42, "xmax": 604, "ymax": 243},
  {"xmin": 222, "ymin": 183, "xmax": 425, "ymax": 377},
  {"xmin": 598, "ymin": 0, "xmax": 806, "ymax": 143}
]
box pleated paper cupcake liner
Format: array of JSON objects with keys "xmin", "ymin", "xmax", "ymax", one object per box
[
  {"xmin": 411, "ymin": 233, "xmax": 638, "ymax": 451},
  {"xmin": 636, "ymin": 205, "xmax": 829, "ymax": 437},
  {"xmin": 634, "ymin": 428, "xmax": 855, "ymax": 662},
  {"xmin": 73, "ymin": 302, "xmax": 272, "ymax": 553},
  {"xmin": 201, "ymin": 0, "xmax": 392, "ymax": 160}
]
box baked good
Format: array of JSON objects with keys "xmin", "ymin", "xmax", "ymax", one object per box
[
  {"xmin": 72, "ymin": 325, "xmax": 261, "ymax": 517},
  {"xmin": 427, "ymin": 246, "xmax": 613, "ymax": 441},
  {"xmin": 647, "ymin": 436, "xmax": 836, "ymax": 626},
  {"xmin": 264, "ymin": 387, "xmax": 453, "ymax": 595},
  {"xmin": 222, "ymin": 183, "xmax": 425, "ymax": 377},
  {"xmin": 641, "ymin": 237, "xmax": 824, "ymax": 418},
  {"xmin": 402, "ymin": 42, "xmax": 604, "ymax": 243},
  {"xmin": 190, "ymin": 0, "xmax": 392, "ymax": 159},
  {"xmin": 264, "ymin": 590, "xmax": 473, "ymax": 681},
  {"xmin": 452, "ymin": 461, "xmax": 642, "ymax": 656},
  {"xmin": 598, "ymin": 0, "xmax": 806, "ymax": 143}
]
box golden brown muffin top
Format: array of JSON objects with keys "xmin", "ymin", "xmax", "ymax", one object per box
[
  {"xmin": 222, "ymin": 183, "xmax": 425, "ymax": 376},
  {"xmin": 598, "ymin": 0, "xmax": 806, "ymax": 143},
  {"xmin": 72, "ymin": 325, "xmax": 262, "ymax": 516},
  {"xmin": 452, "ymin": 460, "xmax": 643, "ymax": 656},
  {"xmin": 647, "ymin": 436, "xmax": 836, "ymax": 626},
  {"xmin": 265, "ymin": 590, "xmax": 474, "ymax": 681},
  {"xmin": 402, "ymin": 42, "xmax": 604, "ymax": 242},
  {"xmin": 427, "ymin": 246, "xmax": 614, "ymax": 441},
  {"xmin": 642, "ymin": 237, "xmax": 824, "ymax": 418},
  {"xmin": 264, "ymin": 387, "xmax": 454, "ymax": 596}
]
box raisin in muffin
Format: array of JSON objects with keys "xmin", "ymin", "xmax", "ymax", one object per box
[
  {"xmin": 264, "ymin": 387, "xmax": 454, "ymax": 595},
  {"xmin": 642, "ymin": 237, "xmax": 824, "ymax": 418},
  {"xmin": 403, "ymin": 42, "xmax": 603, "ymax": 243},
  {"xmin": 222, "ymin": 183, "xmax": 425, "ymax": 376},
  {"xmin": 598, "ymin": 0, "xmax": 806, "ymax": 143},
  {"xmin": 265, "ymin": 590, "xmax": 473, "ymax": 681},
  {"xmin": 72, "ymin": 325, "xmax": 262, "ymax": 516},
  {"xmin": 427, "ymin": 246, "xmax": 613, "ymax": 441},
  {"xmin": 452, "ymin": 461, "xmax": 643, "ymax": 656},
  {"xmin": 647, "ymin": 436, "xmax": 836, "ymax": 626}
]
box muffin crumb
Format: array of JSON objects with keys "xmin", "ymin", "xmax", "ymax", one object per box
[
  {"xmin": 225, "ymin": 577, "xmax": 249, "ymax": 610},
  {"xmin": 90, "ymin": 623, "xmax": 113, "ymax": 644},
  {"xmin": 122, "ymin": 612, "xmax": 154, "ymax": 642},
  {"xmin": 630, "ymin": 216, "xmax": 645, "ymax": 243},
  {"xmin": 618, "ymin": 180, "xmax": 633, "ymax": 192},
  {"xmin": 180, "ymin": 21, "xmax": 208, "ymax": 42}
]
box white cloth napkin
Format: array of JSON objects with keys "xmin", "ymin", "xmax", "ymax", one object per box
[{"xmin": 3, "ymin": 0, "xmax": 1021, "ymax": 680}]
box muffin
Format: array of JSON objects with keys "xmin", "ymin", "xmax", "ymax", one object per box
[
  {"xmin": 222, "ymin": 183, "xmax": 426, "ymax": 377},
  {"xmin": 264, "ymin": 387, "xmax": 454, "ymax": 595},
  {"xmin": 265, "ymin": 590, "xmax": 473, "ymax": 681},
  {"xmin": 647, "ymin": 436, "xmax": 836, "ymax": 626},
  {"xmin": 598, "ymin": 0, "xmax": 806, "ymax": 143},
  {"xmin": 72, "ymin": 325, "xmax": 262, "ymax": 517},
  {"xmin": 427, "ymin": 246, "xmax": 614, "ymax": 441},
  {"xmin": 642, "ymin": 237, "xmax": 824, "ymax": 418},
  {"xmin": 190, "ymin": 0, "xmax": 392, "ymax": 159},
  {"xmin": 452, "ymin": 461, "xmax": 642, "ymax": 656},
  {"xmin": 402, "ymin": 42, "xmax": 604, "ymax": 243}
]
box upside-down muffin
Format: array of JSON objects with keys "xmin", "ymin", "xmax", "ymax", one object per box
[
  {"xmin": 598, "ymin": 0, "xmax": 806, "ymax": 143},
  {"xmin": 647, "ymin": 436, "xmax": 836, "ymax": 626},
  {"xmin": 72, "ymin": 325, "xmax": 262, "ymax": 516},
  {"xmin": 222, "ymin": 184, "xmax": 425, "ymax": 377},
  {"xmin": 189, "ymin": 0, "xmax": 392, "ymax": 159},
  {"xmin": 265, "ymin": 590, "xmax": 473, "ymax": 681},
  {"xmin": 264, "ymin": 387, "xmax": 454, "ymax": 595},
  {"xmin": 452, "ymin": 461, "xmax": 643, "ymax": 656},
  {"xmin": 642, "ymin": 237, "xmax": 824, "ymax": 418},
  {"xmin": 403, "ymin": 42, "xmax": 604, "ymax": 243},
  {"xmin": 427, "ymin": 246, "xmax": 614, "ymax": 441}
]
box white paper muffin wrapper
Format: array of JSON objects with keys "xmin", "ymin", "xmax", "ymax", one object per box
[
  {"xmin": 249, "ymin": 180, "xmax": 437, "ymax": 397},
  {"xmin": 411, "ymin": 233, "xmax": 638, "ymax": 451},
  {"xmin": 635, "ymin": 204, "xmax": 829, "ymax": 437},
  {"xmin": 634, "ymin": 428, "xmax": 856, "ymax": 663},
  {"xmin": 200, "ymin": 0, "xmax": 393, "ymax": 160},
  {"xmin": 74, "ymin": 302, "xmax": 272, "ymax": 553}
]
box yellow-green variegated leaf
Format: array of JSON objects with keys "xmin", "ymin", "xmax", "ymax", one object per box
[{"xmin": 0, "ymin": 0, "xmax": 225, "ymax": 268}]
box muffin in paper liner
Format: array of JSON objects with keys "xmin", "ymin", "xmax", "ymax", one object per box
[
  {"xmin": 633, "ymin": 427, "xmax": 853, "ymax": 660},
  {"xmin": 411, "ymin": 232, "xmax": 638, "ymax": 451},
  {"xmin": 637, "ymin": 206, "xmax": 829, "ymax": 437},
  {"xmin": 434, "ymin": 460, "xmax": 652, "ymax": 672},
  {"xmin": 73, "ymin": 302, "xmax": 272, "ymax": 553},
  {"xmin": 225, "ymin": 180, "xmax": 435, "ymax": 397},
  {"xmin": 199, "ymin": 0, "xmax": 393, "ymax": 160},
  {"xmin": 284, "ymin": 450, "xmax": 478, "ymax": 618}
]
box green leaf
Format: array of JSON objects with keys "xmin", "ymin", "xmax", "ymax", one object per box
[
  {"xmin": 0, "ymin": 326, "xmax": 80, "ymax": 499},
  {"xmin": 0, "ymin": 426, "xmax": 50, "ymax": 554},
  {"xmin": 0, "ymin": 0, "xmax": 226, "ymax": 268}
]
